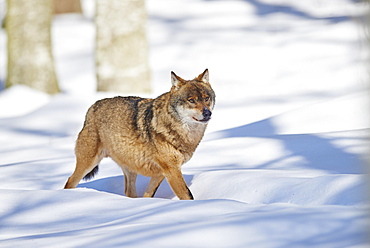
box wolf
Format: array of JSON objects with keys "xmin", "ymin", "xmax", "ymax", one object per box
[{"xmin": 64, "ymin": 69, "xmax": 215, "ymax": 200}]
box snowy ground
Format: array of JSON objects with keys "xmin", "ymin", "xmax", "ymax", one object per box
[{"xmin": 1, "ymin": 0, "xmax": 370, "ymax": 247}]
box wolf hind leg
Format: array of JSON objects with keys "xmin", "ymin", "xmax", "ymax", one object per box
[
  {"xmin": 121, "ymin": 167, "xmax": 138, "ymax": 198},
  {"xmin": 64, "ymin": 127, "xmax": 103, "ymax": 189},
  {"xmin": 143, "ymin": 175, "xmax": 165, "ymax": 198},
  {"xmin": 64, "ymin": 156, "xmax": 103, "ymax": 189}
]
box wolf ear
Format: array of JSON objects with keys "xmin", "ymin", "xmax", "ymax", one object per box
[
  {"xmin": 197, "ymin": 69, "xmax": 209, "ymax": 83},
  {"xmin": 171, "ymin": 71, "xmax": 186, "ymax": 90}
]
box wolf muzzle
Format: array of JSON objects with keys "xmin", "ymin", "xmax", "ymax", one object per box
[{"xmin": 202, "ymin": 107, "xmax": 212, "ymax": 121}]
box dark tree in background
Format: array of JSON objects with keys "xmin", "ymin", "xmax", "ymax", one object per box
[{"xmin": 53, "ymin": 0, "xmax": 83, "ymax": 14}]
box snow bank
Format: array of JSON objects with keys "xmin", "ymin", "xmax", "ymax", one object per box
[
  {"xmin": 0, "ymin": 189, "xmax": 368, "ymax": 248},
  {"xmin": 0, "ymin": 85, "xmax": 50, "ymax": 118}
]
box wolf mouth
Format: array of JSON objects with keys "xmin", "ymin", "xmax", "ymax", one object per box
[{"xmin": 192, "ymin": 117, "xmax": 210, "ymax": 123}]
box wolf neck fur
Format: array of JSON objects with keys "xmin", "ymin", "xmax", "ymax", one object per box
[{"xmin": 152, "ymin": 92, "xmax": 206, "ymax": 153}]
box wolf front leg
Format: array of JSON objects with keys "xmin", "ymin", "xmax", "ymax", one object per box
[{"xmin": 164, "ymin": 169, "xmax": 194, "ymax": 200}]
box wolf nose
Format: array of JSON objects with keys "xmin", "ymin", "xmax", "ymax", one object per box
[{"xmin": 203, "ymin": 107, "xmax": 212, "ymax": 119}]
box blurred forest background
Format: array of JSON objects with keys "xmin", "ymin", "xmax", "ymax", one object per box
[{"xmin": 2, "ymin": 0, "xmax": 150, "ymax": 94}]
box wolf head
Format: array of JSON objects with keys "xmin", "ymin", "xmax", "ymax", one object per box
[{"xmin": 169, "ymin": 69, "xmax": 215, "ymax": 125}]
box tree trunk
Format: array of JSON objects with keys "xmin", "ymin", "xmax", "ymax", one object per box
[
  {"xmin": 95, "ymin": 0, "xmax": 151, "ymax": 93},
  {"xmin": 54, "ymin": 0, "xmax": 82, "ymax": 14},
  {"xmin": 6, "ymin": 0, "xmax": 59, "ymax": 94}
]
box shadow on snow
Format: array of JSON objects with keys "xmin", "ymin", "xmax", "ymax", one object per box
[{"xmin": 210, "ymin": 117, "xmax": 365, "ymax": 174}]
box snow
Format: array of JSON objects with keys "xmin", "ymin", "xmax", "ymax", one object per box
[{"xmin": 0, "ymin": 0, "xmax": 369, "ymax": 247}]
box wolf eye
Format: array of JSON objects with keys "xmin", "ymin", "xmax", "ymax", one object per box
[
  {"xmin": 204, "ymin": 97, "xmax": 210, "ymax": 102},
  {"xmin": 188, "ymin": 99, "xmax": 196, "ymax": 103}
]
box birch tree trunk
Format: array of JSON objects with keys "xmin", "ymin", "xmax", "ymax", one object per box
[
  {"xmin": 6, "ymin": 0, "xmax": 59, "ymax": 94},
  {"xmin": 96, "ymin": 0, "xmax": 151, "ymax": 93}
]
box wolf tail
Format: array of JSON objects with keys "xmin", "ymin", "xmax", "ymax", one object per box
[{"xmin": 83, "ymin": 165, "xmax": 99, "ymax": 181}]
